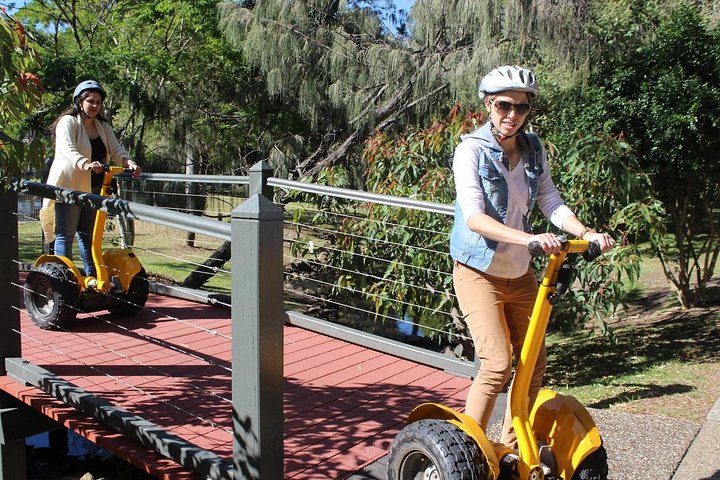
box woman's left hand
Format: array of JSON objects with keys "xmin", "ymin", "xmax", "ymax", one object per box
[{"xmin": 584, "ymin": 231, "xmax": 616, "ymax": 252}]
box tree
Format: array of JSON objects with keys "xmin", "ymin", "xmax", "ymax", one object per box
[
  {"xmin": 1, "ymin": 8, "xmax": 44, "ymax": 190},
  {"xmin": 17, "ymin": 0, "xmax": 303, "ymax": 177},
  {"xmin": 217, "ymin": 0, "xmax": 600, "ymax": 179},
  {"xmin": 547, "ymin": 2, "xmax": 720, "ymax": 307}
]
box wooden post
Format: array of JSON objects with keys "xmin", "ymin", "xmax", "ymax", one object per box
[
  {"xmin": 0, "ymin": 189, "xmax": 21, "ymax": 373},
  {"xmin": 231, "ymin": 162, "xmax": 284, "ymax": 479},
  {"xmin": 0, "ymin": 189, "xmax": 24, "ymax": 480}
]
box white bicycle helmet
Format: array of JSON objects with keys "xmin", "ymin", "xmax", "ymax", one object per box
[
  {"xmin": 478, "ymin": 65, "xmax": 538, "ymax": 99},
  {"xmin": 73, "ymin": 80, "xmax": 106, "ymax": 102}
]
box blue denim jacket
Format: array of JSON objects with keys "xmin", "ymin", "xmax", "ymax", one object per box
[{"xmin": 449, "ymin": 122, "xmax": 544, "ymax": 272}]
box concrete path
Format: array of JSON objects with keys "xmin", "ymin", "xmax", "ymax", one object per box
[{"xmin": 671, "ymin": 398, "xmax": 720, "ymax": 480}]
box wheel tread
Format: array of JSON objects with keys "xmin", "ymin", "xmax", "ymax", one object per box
[{"xmin": 388, "ymin": 419, "xmax": 488, "ymax": 480}]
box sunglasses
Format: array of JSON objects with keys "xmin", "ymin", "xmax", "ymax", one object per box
[{"xmin": 491, "ymin": 99, "xmax": 531, "ymax": 116}]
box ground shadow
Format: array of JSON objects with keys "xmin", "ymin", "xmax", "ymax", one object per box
[{"xmin": 546, "ymin": 305, "xmax": 720, "ymax": 390}]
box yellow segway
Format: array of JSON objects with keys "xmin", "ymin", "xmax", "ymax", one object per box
[
  {"xmin": 24, "ymin": 166, "xmax": 148, "ymax": 329},
  {"xmin": 387, "ymin": 237, "xmax": 608, "ymax": 480}
]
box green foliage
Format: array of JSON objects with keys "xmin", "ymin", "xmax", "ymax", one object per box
[
  {"xmin": 545, "ymin": 2, "xmax": 720, "ymax": 307},
  {"xmin": 0, "ymin": 10, "xmax": 44, "ymax": 189},
  {"xmin": 289, "ymin": 106, "xmax": 483, "ymax": 343},
  {"xmin": 217, "ymin": 0, "xmax": 603, "ymax": 177},
  {"xmin": 531, "ymin": 133, "xmax": 648, "ymax": 332},
  {"xmin": 299, "ymin": 105, "xmax": 648, "ymax": 341},
  {"xmin": 17, "ymin": 0, "xmax": 300, "ymax": 177}
]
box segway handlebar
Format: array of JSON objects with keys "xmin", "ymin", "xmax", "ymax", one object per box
[
  {"xmin": 100, "ymin": 165, "xmax": 135, "ymax": 175},
  {"xmin": 527, "ymin": 235, "xmax": 602, "ymax": 261}
]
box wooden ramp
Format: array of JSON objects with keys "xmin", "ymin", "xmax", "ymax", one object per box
[{"xmin": 4, "ymin": 287, "xmax": 471, "ymax": 479}]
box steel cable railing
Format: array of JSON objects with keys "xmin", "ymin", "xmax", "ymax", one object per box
[{"xmin": 16, "ymin": 170, "xmax": 471, "ymax": 364}]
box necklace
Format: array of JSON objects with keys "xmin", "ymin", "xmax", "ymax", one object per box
[{"xmin": 503, "ymin": 150, "xmax": 521, "ymax": 171}]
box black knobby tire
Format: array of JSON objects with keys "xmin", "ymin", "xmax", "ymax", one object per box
[
  {"xmin": 24, "ymin": 262, "xmax": 79, "ymax": 330},
  {"xmin": 387, "ymin": 419, "xmax": 489, "ymax": 480},
  {"xmin": 572, "ymin": 445, "xmax": 608, "ymax": 480},
  {"xmin": 108, "ymin": 268, "xmax": 149, "ymax": 315}
]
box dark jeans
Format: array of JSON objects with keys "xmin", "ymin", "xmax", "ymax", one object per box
[{"xmin": 54, "ymin": 202, "xmax": 97, "ymax": 277}]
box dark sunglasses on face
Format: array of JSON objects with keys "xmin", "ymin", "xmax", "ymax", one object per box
[{"xmin": 492, "ymin": 99, "xmax": 531, "ymax": 116}]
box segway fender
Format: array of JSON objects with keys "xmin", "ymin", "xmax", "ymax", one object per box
[
  {"xmin": 33, "ymin": 255, "xmax": 84, "ymax": 291},
  {"xmin": 407, "ymin": 403, "xmax": 501, "ymax": 479},
  {"xmin": 530, "ymin": 389, "xmax": 603, "ymax": 480},
  {"xmin": 102, "ymin": 248, "xmax": 142, "ymax": 292}
]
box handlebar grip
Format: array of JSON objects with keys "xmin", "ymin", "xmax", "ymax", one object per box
[
  {"xmin": 527, "ymin": 241, "xmax": 545, "ymax": 257},
  {"xmin": 582, "ymin": 240, "xmax": 603, "ymax": 261}
]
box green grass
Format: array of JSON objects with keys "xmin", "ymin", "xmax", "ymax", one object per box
[
  {"xmin": 545, "ymin": 304, "xmax": 720, "ymax": 421},
  {"xmin": 18, "ymin": 220, "xmax": 233, "ymax": 294}
]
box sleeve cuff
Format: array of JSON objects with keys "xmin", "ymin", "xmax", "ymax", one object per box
[{"xmin": 550, "ymin": 205, "xmax": 574, "ymax": 230}]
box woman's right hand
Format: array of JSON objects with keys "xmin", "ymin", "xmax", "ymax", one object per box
[
  {"xmin": 526, "ymin": 233, "xmax": 563, "ymax": 255},
  {"xmin": 85, "ymin": 160, "xmax": 103, "ymax": 173}
]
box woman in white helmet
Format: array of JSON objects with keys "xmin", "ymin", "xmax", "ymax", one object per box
[
  {"xmin": 449, "ymin": 65, "xmax": 615, "ymax": 448},
  {"xmin": 42, "ymin": 80, "xmax": 141, "ymax": 278}
]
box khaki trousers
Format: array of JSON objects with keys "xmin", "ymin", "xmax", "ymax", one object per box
[{"xmin": 453, "ymin": 262, "xmax": 547, "ymax": 447}]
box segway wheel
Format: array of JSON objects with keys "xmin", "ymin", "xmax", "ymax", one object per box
[
  {"xmin": 108, "ymin": 268, "xmax": 149, "ymax": 315},
  {"xmin": 387, "ymin": 419, "xmax": 489, "ymax": 480},
  {"xmin": 572, "ymin": 445, "xmax": 608, "ymax": 480},
  {"xmin": 24, "ymin": 262, "xmax": 79, "ymax": 330}
]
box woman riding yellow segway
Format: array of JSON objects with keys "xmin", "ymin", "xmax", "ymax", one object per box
[
  {"xmin": 25, "ymin": 165, "xmax": 148, "ymax": 329},
  {"xmin": 387, "ymin": 238, "xmax": 609, "ymax": 480},
  {"xmin": 388, "ymin": 65, "xmax": 614, "ymax": 480}
]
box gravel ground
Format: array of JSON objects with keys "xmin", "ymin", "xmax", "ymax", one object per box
[{"xmin": 590, "ymin": 409, "xmax": 699, "ymax": 480}]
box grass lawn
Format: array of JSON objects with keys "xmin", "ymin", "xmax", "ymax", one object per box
[
  {"xmin": 546, "ymin": 252, "xmax": 720, "ymax": 422},
  {"xmin": 18, "ymin": 219, "xmax": 233, "ymax": 294}
]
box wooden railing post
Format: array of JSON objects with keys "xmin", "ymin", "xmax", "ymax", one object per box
[
  {"xmin": 231, "ymin": 165, "xmax": 284, "ymax": 479},
  {"xmin": 249, "ymin": 161, "xmax": 274, "ymax": 200},
  {"xmin": 0, "ymin": 188, "xmax": 25, "ymax": 480},
  {"xmin": 0, "ymin": 189, "xmax": 20, "ymax": 373}
]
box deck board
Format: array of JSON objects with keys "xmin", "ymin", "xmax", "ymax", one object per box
[{"xmin": 5, "ymin": 285, "xmax": 471, "ymax": 479}]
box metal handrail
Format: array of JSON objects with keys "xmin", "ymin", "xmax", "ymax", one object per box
[
  {"xmin": 19, "ymin": 181, "xmax": 231, "ymax": 241},
  {"xmin": 268, "ymin": 177, "xmax": 454, "ymax": 215}
]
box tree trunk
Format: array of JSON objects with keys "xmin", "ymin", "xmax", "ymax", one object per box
[
  {"xmin": 181, "ymin": 241, "xmax": 232, "ymax": 289},
  {"xmin": 185, "ymin": 146, "xmax": 198, "ymax": 247}
]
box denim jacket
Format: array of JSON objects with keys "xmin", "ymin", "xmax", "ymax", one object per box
[{"xmin": 449, "ymin": 122, "xmax": 544, "ymax": 272}]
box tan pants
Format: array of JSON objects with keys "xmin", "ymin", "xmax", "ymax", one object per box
[{"xmin": 453, "ymin": 262, "xmax": 547, "ymax": 447}]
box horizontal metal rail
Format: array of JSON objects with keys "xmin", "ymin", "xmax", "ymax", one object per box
[
  {"xmin": 20, "ymin": 181, "xmax": 231, "ymax": 241},
  {"xmin": 132, "ymin": 173, "xmax": 250, "ymax": 185},
  {"xmin": 118, "ymin": 173, "xmax": 453, "ymax": 216},
  {"xmin": 268, "ymin": 177, "xmax": 455, "ymax": 216}
]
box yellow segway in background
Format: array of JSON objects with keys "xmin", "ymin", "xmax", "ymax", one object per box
[
  {"xmin": 24, "ymin": 166, "xmax": 148, "ymax": 329},
  {"xmin": 387, "ymin": 237, "xmax": 609, "ymax": 480}
]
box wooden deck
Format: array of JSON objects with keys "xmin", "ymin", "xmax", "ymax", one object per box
[{"xmin": 5, "ymin": 285, "xmax": 471, "ymax": 479}]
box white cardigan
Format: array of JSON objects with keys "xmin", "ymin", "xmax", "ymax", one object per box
[
  {"xmin": 40, "ymin": 114, "xmax": 130, "ymax": 241},
  {"xmin": 45, "ymin": 114, "xmax": 130, "ymax": 197}
]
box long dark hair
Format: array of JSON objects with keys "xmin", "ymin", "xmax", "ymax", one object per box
[{"xmin": 50, "ymin": 89, "xmax": 108, "ymax": 144}]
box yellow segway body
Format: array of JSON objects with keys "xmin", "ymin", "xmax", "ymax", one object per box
[
  {"xmin": 530, "ymin": 388, "xmax": 603, "ymax": 480},
  {"xmin": 102, "ymin": 248, "xmax": 142, "ymax": 293}
]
